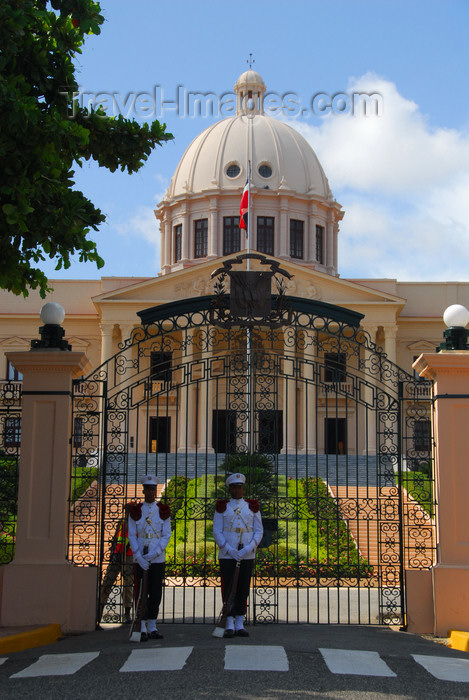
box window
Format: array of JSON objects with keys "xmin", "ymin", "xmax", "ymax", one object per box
[
  {"xmin": 194, "ymin": 219, "xmax": 208, "ymax": 258},
  {"xmin": 257, "ymin": 216, "xmax": 274, "ymax": 255},
  {"xmin": 223, "ymin": 217, "xmax": 241, "ymax": 255},
  {"xmin": 226, "ymin": 163, "xmax": 241, "ymax": 178},
  {"xmin": 324, "ymin": 353, "xmax": 347, "ymax": 383},
  {"xmin": 258, "ymin": 163, "xmax": 272, "ymax": 178},
  {"xmin": 150, "ymin": 352, "xmax": 172, "ymax": 384},
  {"xmin": 174, "ymin": 224, "xmax": 182, "ymax": 263},
  {"xmin": 4, "ymin": 416, "xmax": 21, "ymax": 447},
  {"xmin": 316, "ymin": 225, "xmax": 324, "ymax": 264},
  {"xmin": 6, "ymin": 360, "xmax": 22, "ymax": 381},
  {"xmin": 290, "ymin": 219, "xmax": 304, "ymax": 259}
]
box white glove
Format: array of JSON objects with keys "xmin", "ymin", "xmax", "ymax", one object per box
[
  {"xmin": 144, "ymin": 546, "xmax": 161, "ymax": 562},
  {"xmin": 227, "ymin": 546, "xmax": 241, "ymax": 561},
  {"xmin": 238, "ymin": 543, "xmax": 254, "ymax": 559},
  {"xmin": 135, "ymin": 553, "xmax": 149, "ymax": 570}
]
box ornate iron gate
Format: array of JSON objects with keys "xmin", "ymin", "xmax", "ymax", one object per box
[
  {"xmin": 69, "ymin": 288, "xmax": 435, "ymax": 627},
  {"xmin": 0, "ymin": 381, "xmax": 21, "ymax": 566}
]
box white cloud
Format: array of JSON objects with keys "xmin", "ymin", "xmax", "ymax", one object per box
[
  {"xmin": 289, "ymin": 74, "xmax": 469, "ymax": 281},
  {"xmin": 113, "ymin": 206, "xmax": 160, "ymax": 270},
  {"xmin": 112, "ymin": 176, "xmax": 168, "ymax": 272}
]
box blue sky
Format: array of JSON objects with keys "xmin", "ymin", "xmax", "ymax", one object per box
[{"xmin": 43, "ymin": 0, "xmax": 469, "ymax": 282}]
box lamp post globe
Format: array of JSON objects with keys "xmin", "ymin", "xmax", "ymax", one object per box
[
  {"xmin": 443, "ymin": 304, "xmax": 469, "ymax": 329},
  {"xmin": 440, "ymin": 304, "xmax": 469, "ymax": 351},
  {"xmin": 40, "ymin": 302, "xmax": 65, "ymax": 326}
]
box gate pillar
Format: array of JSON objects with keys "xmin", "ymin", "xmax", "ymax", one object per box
[
  {"xmin": 408, "ymin": 352, "xmax": 469, "ymax": 636},
  {"xmin": 0, "ymin": 348, "xmax": 97, "ymax": 632}
]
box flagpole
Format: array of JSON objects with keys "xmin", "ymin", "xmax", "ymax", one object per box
[
  {"xmin": 247, "ymin": 160, "xmax": 251, "ymax": 268},
  {"xmin": 246, "ymin": 160, "xmax": 252, "ymax": 456}
]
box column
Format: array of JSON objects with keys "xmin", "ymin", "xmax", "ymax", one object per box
[
  {"xmin": 382, "ymin": 323, "xmax": 398, "ymax": 367},
  {"xmin": 209, "ymin": 199, "xmax": 218, "ymax": 257},
  {"xmin": 326, "ymin": 215, "xmax": 334, "ymax": 274},
  {"xmin": 332, "ymin": 220, "xmax": 339, "ymax": 273},
  {"xmin": 163, "ymin": 217, "xmax": 171, "ymax": 271},
  {"xmin": 279, "ymin": 198, "xmax": 288, "ymax": 258},
  {"xmin": 302, "ymin": 329, "xmax": 317, "ymax": 454},
  {"xmin": 197, "ymin": 329, "xmax": 214, "ymax": 452},
  {"xmin": 178, "ymin": 329, "xmax": 197, "ymax": 451},
  {"xmin": 405, "ymin": 352, "xmax": 469, "ymax": 635},
  {"xmin": 100, "ymin": 322, "xmax": 114, "ymax": 366},
  {"xmin": 360, "ymin": 324, "xmax": 378, "ymax": 455},
  {"xmin": 181, "ymin": 210, "xmax": 190, "ymax": 263},
  {"xmin": 0, "ymin": 349, "xmax": 97, "ymax": 632},
  {"xmin": 282, "ymin": 329, "xmax": 297, "ymax": 452}
]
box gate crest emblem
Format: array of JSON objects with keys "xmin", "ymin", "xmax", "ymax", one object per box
[{"xmin": 209, "ymin": 253, "xmax": 293, "ymax": 328}]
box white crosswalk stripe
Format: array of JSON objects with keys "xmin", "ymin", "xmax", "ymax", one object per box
[
  {"xmin": 4, "ymin": 647, "xmax": 469, "ymax": 681},
  {"xmin": 224, "ymin": 645, "xmax": 289, "ymax": 672},
  {"xmin": 10, "ymin": 652, "xmax": 99, "ymax": 678},
  {"xmin": 120, "ymin": 646, "xmax": 193, "ymax": 673},
  {"xmin": 413, "ymin": 654, "xmax": 469, "ymax": 682},
  {"xmin": 319, "ymin": 648, "xmax": 396, "ymax": 677}
]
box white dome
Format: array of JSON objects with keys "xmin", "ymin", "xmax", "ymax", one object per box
[
  {"xmin": 167, "ymin": 70, "xmax": 332, "ymax": 200},
  {"xmin": 168, "ymin": 115, "xmax": 332, "ymax": 199},
  {"xmin": 157, "ymin": 71, "xmax": 342, "ymax": 279}
]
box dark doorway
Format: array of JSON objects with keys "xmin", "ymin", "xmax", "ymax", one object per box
[
  {"xmin": 212, "ymin": 410, "xmax": 237, "ymax": 453},
  {"xmin": 149, "ymin": 416, "xmax": 171, "ymax": 453},
  {"xmin": 325, "ymin": 417, "xmax": 347, "ymax": 455},
  {"xmin": 258, "ymin": 410, "xmax": 283, "ymax": 453}
]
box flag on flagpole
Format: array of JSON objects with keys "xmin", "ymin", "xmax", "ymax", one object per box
[{"xmin": 239, "ymin": 178, "xmax": 249, "ymax": 234}]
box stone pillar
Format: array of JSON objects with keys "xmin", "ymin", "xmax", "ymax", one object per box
[
  {"xmin": 0, "ymin": 349, "xmax": 97, "ymax": 632},
  {"xmin": 279, "ymin": 199, "xmax": 288, "ymax": 258},
  {"xmin": 326, "ymin": 215, "xmax": 334, "ymax": 274},
  {"xmin": 209, "ymin": 200, "xmax": 218, "ymax": 257},
  {"xmin": 407, "ymin": 352, "xmax": 469, "ymax": 635},
  {"xmin": 303, "ymin": 330, "xmax": 317, "ymax": 454},
  {"xmin": 181, "ymin": 210, "xmax": 190, "ymax": 264},
  {"xmin": 163, "ymin": 217, "xmax": 171, "ymax": 270},
  {"xmin": 178, "ymin": 330, "xmax": 197, "ymax": 451},
  {"xmin": 100, "ymin": 322, "xmax": 114, "ymax": 366},
  {"xmin": 361, "ymin": 323, "xmax": 378, "ymax": 455},
  {"xmin": 282, "ymin": 330, "xmax": 297, "ymax": 452},
  {"xmin": 382, "ymin": 323, "xmax": 398, "ymax": 366}
]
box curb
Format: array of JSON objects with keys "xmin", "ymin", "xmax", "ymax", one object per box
[
  {"xmin": 449, "ymin": 629, "xmax": 469, "ymax": 652},
  {"xmin": 0, "ymin": 624, "xmax": 62, "ymax": 655}
]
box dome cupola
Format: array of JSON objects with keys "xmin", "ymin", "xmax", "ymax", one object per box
[{"xmin": 234, "ymin": 69, "xmax": 266, "ymax": 115}]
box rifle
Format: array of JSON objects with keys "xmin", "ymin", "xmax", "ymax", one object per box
[
  {"xmin": 212, "ymin": 560, "xmax": 241, "ymax": 638},
  {"xmin": 129, "ymin": 568, "xmax": 148, "ymax": 642}
]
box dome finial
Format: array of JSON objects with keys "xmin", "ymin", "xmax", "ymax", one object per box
[{"xmin": 246, "ymin": 52, "xmax": 255, "ymax": 69}]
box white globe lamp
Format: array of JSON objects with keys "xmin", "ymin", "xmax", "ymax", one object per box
[{"xmin": 440, "ymin": 304, "xmax": 469, "ymax": 351}]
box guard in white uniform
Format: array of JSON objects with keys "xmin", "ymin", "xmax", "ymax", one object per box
[
  {"xmin": 127, "ymin": 475, "xmax": 171, "ymax": 640},
  {"xmin": 213, "ymin": 473, "xmax": 263, "ymax": 637}
]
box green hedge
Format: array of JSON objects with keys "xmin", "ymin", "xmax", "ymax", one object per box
[{"xmin": 163, "ymin": 474, "xmax": 373, "ymax": 579}]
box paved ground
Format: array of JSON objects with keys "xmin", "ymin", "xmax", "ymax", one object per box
[{"xmin": 1, "ymin": 623, "xmax": 469, "ymax": 699}]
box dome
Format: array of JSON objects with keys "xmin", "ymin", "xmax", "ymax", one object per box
[
  {"xmin": 167, "ymin": 70, "xmax": 332, "ymax": 200},
  {"xmin": 157, "ymin": 70, "xmax": 342, "ymax": 279}
]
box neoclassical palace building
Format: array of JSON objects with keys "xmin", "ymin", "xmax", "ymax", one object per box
[{"xmin": 1, "ymin": 69, "xmax": 468, "ymax": 458}]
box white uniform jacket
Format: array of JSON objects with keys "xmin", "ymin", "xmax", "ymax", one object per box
[
  {"xmin": 213, "ymin": 498, "xmax": 263, "ymax": 560},
  {"xmin": 127, "ymin": 501, "xmax": 171, "ymax": 564}
]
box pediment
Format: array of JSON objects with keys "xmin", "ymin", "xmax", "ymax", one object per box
[
  {"xmin": 67, "ymin": 336, "xmax": 91, "ymax": 350},
  {"xmin": 0, "ymin": 336, "xmax": 29, "ymax": 349},
  {"xmin": 407, "ymin": 340, "xmax": 437, "ymax": 353},
  {"xmin": 94, "ymin": 256, "xmax": 403, "ymax": 303}
]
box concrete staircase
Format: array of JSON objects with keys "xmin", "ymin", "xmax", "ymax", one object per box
[{"xmin": 104, "ymin": 452, "xmax": 396, "ymax": 487}]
